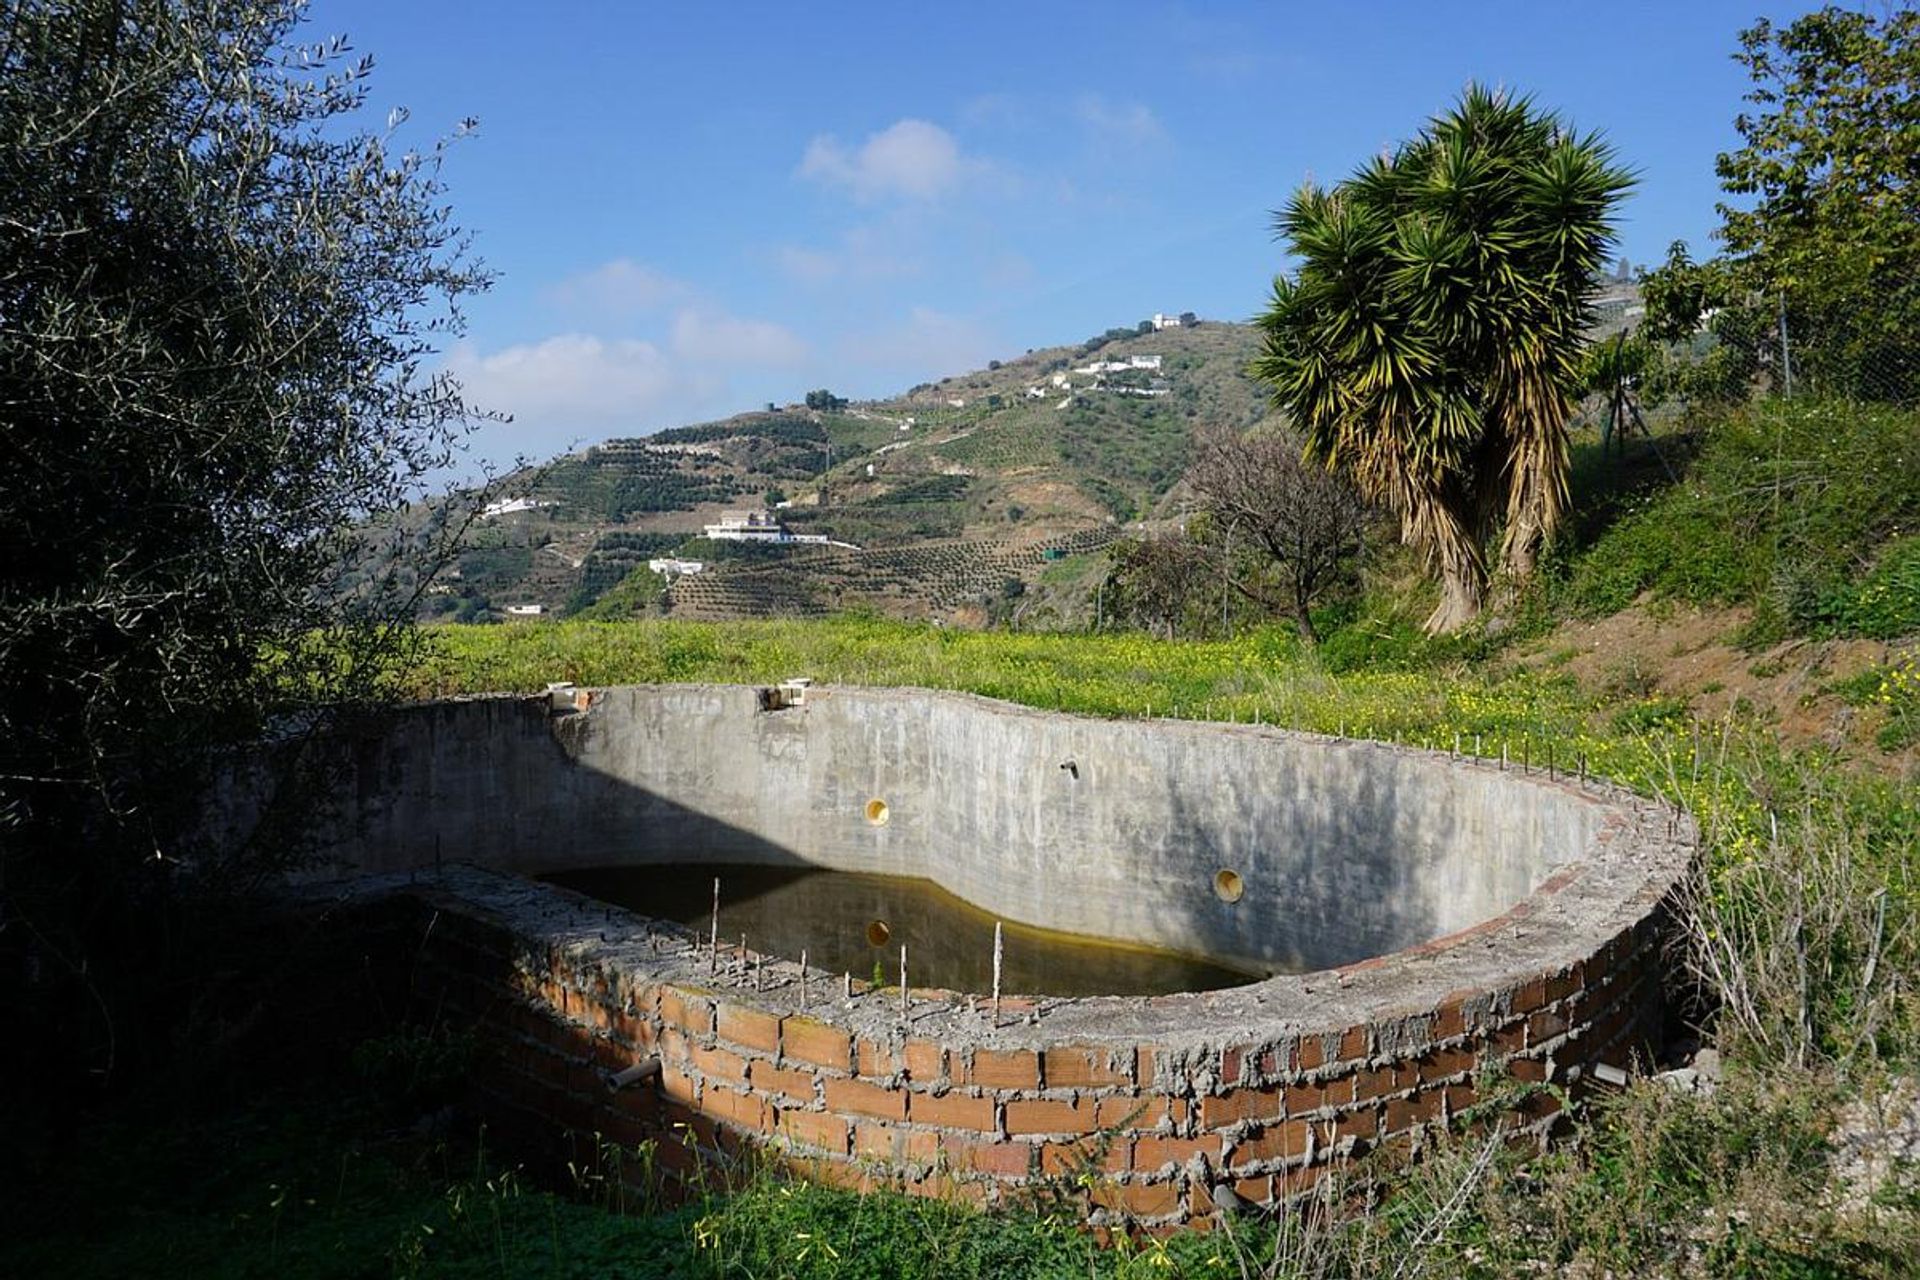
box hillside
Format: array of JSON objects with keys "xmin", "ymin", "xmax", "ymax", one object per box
[{"xmin": 430, "ymin": 321, "xmax": 1272, "ymax": 625}]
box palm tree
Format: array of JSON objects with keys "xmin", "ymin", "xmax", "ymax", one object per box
[{"xmin": 1253, "ymin": 87, "xmax": 1632, "ymax": 632}]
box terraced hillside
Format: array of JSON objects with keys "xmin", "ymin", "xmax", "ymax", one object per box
[
  {"xmin": 441, "ymin": 321, "xmax": 1270, "ymax": 623},
  {"xmin": 662, "ymin": 528, "xmax": 1120, "ymax": 625}
]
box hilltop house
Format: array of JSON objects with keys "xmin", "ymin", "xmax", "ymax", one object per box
[
  {"xmin": 702, "ymin": 510, "xmax": 859, "ymax": 550},
  {"xmin": 480, "ymin": 496, "xmax": 555, "ymax": 519},
  {"xmin": 702, "ymin": 510, "xmax": 826, "ymax": 543},
  {"xmin": 1151, "ymin": 313, "xmax": 1184, "ymax": 331}
]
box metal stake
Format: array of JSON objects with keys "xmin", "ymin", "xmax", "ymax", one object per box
[
  {"xmin": 991, "ymin": 921, "xmax": 1004, "ymax": 1023},
  {"xmin": 798, "ymin": 950, "xmax": 808, "ymax": 1010},
  {"xmin": 899, "ymin": 945, "xmax": 909, "ymax": 1020},
  {"xmin": 709, "ymin": 877, "xmax": 720, "ymax": 975}
]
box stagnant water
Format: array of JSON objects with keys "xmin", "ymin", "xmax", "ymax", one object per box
[{"xmin": 545, "ymin": 862, "xmax": 1262, "ymax": 997}]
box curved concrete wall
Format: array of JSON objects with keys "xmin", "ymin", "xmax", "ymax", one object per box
[
  {"xmin": 289, "ymin": 685, "xmax": 1607, "ymax": 974},
  {"xmin": 249, "ymin": 684, "xmax": 1695, "ymax": 1231}
]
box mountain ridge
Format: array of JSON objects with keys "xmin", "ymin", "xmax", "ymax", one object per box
[{"xmin": 433, "ymin": 319, "xmax": 1273, "ymax": 625}]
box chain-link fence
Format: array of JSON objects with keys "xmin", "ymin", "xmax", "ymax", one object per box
[{"xmin": 1596, "ymin": 288, "xmax": 1919, "ymax": 421}]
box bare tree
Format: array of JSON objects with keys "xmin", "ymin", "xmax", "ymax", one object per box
[
  {"xmin": 1186, "ymin": 424, "xmax": 1370, "ymax": 642},
  {"xmin": 1105, "ymin": 533, "xmax": 1211, "ymax": 639}
]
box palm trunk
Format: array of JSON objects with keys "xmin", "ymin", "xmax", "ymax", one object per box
[
  {"xmin": 1501, "ymin": 509, "xmax": 1542, "ymax": 584},
  {"xmin": 1423, "ymin": 514, "xmax": 1487, "ymax": 634}
]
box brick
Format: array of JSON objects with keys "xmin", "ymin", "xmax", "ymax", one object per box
[
  {"xmin": 1339, "ymin": 1025, "xmax": 1370, "ymax": 1061},
  {"xmin": 781, "ymin": 1016, "xmax": 852, "ymax": 1073},
  {"xmin": 657, "ymin": 988, "xmax": 714, "ymax": 1037},
  {"xmin": 1219, "ymin": 1047, "xmax": 1244, "ymax": 1087},
  {"xmin": 1297, "ymin": 1035, "xmax": 1328, "ymax": 1071},
  {"xmin": 1384, "ymin": 1092, "xmax": 1441, "ymax": 1134},
  {"xmin": 903, "ymin": 1038, "xmax": 947, "ymax": 1082},
  {"xmin": 1528, "ymin": 1008, "xmax": 1570, "ymax": 1044},
  {"xmin": 1546, "ymin": 965, "xmax": 1583, "ymax": 1003},
  {"xmin": 824, "ymin": 1076, "xmax": 909, "ymax": 1121},
  {"xmin": 1510, "ymin": 1057, "xmax": 1550, "ymax": 1084},
  {"xmin": 704, "ymin": 1085, "xmax": 770, "ymax": 1133},
  {"xmin": 1092, "ymin": 1178, "xmax": 1182, "ymax": 1218},
  {"xmin": 856, "ymin": 1038, "xmax": 898, "ymax": 1079},
  {"xmin": 854, "ymin": 1121, "xmax": 938, "ymax": 1164},
  {"xmin": 660, "ymin": 1064, "xmax": 698, "ymax": 1107},
  {"xmin": 910, "ymin": 1172, "xmax": 991, "ymax": 1207},
  {"xmin": 1132, "ymin": 1133, "xmax": 1220, "ymax": 1173},
  {"xmin": 777, "ymin": 1107, "xmax": 849, "ymax": 1153},
  {"xmin": 1228, "ymin": 1174, "xmax": 1275, "ymax": 1206},
  {"xmin": 688, "ymin": 1042, "xmax": 749, "ymax": 1086},
  {"xmin": 1135, "ymin": 1046, "xmax": 1158, "ymax": 1086},
  {"xmin": 1094, "ymin": 1095, "xmax": 1169, "ymax": 1130},
  {"xmin": 1004, "ymin": 1096, "xmax": 1095, "ymax": 1135},
  {"xmin": 1228, "ymin": 1119, "xmax": 1310, "ymax": 1169},
  {"xmin": 910, "ymin": 1090, "xmax": 998, "ymax": 1132},
  {"xmin": 1283, "ymin": 1081, "xmax": 1332, "ymax": 1115},
  {"xmin": 1414, "ymin": 1045, "xmax": 1477, "ymax": 1083},
  {"xmin": 1041, "ymin": 1137, "xmax": 1129, "ymax": 1177},
  {"xmin": 748, "ymin": 1059, "xmax": 817, "ymax": 1102},
  {"xmin": 1511, "ymin": 978, "xmax": 1549, "ymax": 1015},
  {"xmin": 715, "ymin": 1001, "xmax": 781, "ymax": 1054},
  {"xmin": 968, "ymin": 1048, "xmax": 1040, "ymax": 1090},
  {"xmin": 946, "ymin": 1136, "xmax": 1032, "ymax": 1178},
  {"xmin": 1430, "ymin": 998, "xmax": 1468, "ymax": 1040},
  {"xmin": 800, "ymin": 1154, "xmax": 872, "ymax": 1193},
  {"xmin": 1354, "ymin": 1065, "xmax": 1415, "ymax": 1102},
  {"xmin": 1043, "ymin": 1046, "xmax": 1130, "ymax": 1089},
  {"xmin": 1334, "ymin": 1106, "xmax": 1379, "ymax": 1141},
  {"xmin": 1198, "ymin": 1087, "xmax": 1281, "ymax": 1129}
]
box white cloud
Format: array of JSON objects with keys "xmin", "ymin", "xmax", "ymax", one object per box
[
  {"xmin": 799, "ymin": 119, "xmax": 966, "ymax": 201},
  {"xmin": 543, "ymin": 258, "xmax": 688, "ymax": 316},
  {"xmin": 670, "ymin": 309, "xmax": 808, "ymax": 366},
  {"xmin": 1075, "ymin": 94, "xmax": 1168, "ymax": 148},
  {"xmin": 448, "ymin": 334, "xmax": 710, "ymax": 427}
]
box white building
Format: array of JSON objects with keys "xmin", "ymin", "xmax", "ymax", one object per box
[
  {"xmin": 503, "ymin": 603, "xmax": 545, "ymax": 617},
  {"xmin": 1128, "ymin": 354, "xmax": 1162, "ymax": 371},
  {"xmin": 480, "ymin": 496, "xmax": 554, "ymax": 519},
  {"xmin": 648, "ymin": 557, "xmax": 705, "ymax": 577},
  {"xmin": 702, "ymin": 510, "xmax": 844, "ymax": 547},
  {"xmin": 1151, "ymin": 313, "xmax": 1185, "ymax": 331}
]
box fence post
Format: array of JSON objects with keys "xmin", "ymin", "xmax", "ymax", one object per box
[{"xmin": 1778, "ymin": 291, "xmax": 1794, "ymax": 398}]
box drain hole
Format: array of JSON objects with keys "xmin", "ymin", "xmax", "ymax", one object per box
[
  {"xmin": 1213, "ymin": 869, "xmax": 1244, "ymax": 903},
  {"xmin": 865, "ymin": 798, "xmax": 890, "ymax": 826},
  {"xmin": 866, "ymin": 920, "xmax": 891, "ymax": 947}
]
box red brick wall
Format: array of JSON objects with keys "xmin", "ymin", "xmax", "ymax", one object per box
[{"xmin": 395, "ymin": 881, "xmax": 1676, "ymax": 1231}]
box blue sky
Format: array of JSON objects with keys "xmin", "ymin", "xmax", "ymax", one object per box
[{"xmin": 318, "ymin": 0, "xmax": 1795, "ymax": 469}]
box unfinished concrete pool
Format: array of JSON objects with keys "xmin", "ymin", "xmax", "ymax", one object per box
[{"xmin": 247, "ymin": 683, "xmax": 1695, "ymax": 1229}]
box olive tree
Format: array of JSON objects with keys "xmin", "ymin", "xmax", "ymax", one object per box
[{"xmin": 0, "ymin": 0, "xmax": 488, "ymax": 1083}]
